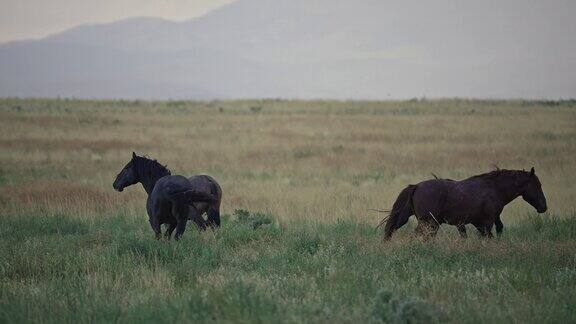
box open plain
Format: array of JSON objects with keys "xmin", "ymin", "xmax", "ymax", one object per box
[{"xmin": 0, "ymin": 98, "xmax": 575, "ymax": 323}]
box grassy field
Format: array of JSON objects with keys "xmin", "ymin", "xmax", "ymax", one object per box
[{"xmin": 0, "ymin": 98, "xmax": 575, "ymax": 323}]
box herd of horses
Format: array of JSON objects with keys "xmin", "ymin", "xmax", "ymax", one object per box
[{"xmin": 113, "ymin": 152, "xmax": 548, "ymax": 241}]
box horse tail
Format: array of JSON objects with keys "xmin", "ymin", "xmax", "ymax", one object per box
[
  {"xmin": 380, "ymin": 184, "xmax": 417, "ymax": 240},
  {"xmin": 206, "ymin": 181, "xmax": 221, "ymax": 227}
]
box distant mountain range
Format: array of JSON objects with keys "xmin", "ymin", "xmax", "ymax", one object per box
[{"xmin": 1, "ymin": 0, "xmax": 574, "ymax": 99}]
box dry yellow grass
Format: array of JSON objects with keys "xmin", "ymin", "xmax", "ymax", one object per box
[{"xmin": 1, "ymin": 99, "xmax": 575, "ymax": 225}]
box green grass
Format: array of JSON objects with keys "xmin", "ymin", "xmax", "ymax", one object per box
[
  {"xmin": 1, "ymin": 209, "xmax": 575, "ymax": 323},
  {"xmin": 1, "ymin": 98, "xmax": 575, "ymax": 323}
]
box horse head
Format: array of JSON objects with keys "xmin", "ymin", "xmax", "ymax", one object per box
[
  {"xmin": 113, "ymin": 152, "xmax": 139, "ymax": 192},
  {"xmin": 520, "ymin": 167, "xmax": 547, "ymax": 213}
]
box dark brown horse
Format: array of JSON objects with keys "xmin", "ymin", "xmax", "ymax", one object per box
[
  {"xmin": 113, "ymin": 153, "xmax": 222, "ymax": 240},
  {"xmin": 381, "ymin": 168, "xmax": 547, "ymax": 240}
]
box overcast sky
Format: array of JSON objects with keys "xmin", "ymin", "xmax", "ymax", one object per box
[{"xmin": 0, "ymin": 0, "xmax": 237, "ymax": 43}]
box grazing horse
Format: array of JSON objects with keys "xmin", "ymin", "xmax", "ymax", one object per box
[
  {"xmin": 113, "ymin": 152, "xmax": 220, "ymax": 240},
  {"xmin": 381, "ymin": 168, "xmax": 547, "ymax": 240},
  {"xmin": 188, "ymin": 175, "xmax": 222, "ymax": 228}
]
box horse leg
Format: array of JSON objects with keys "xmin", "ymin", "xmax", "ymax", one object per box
[
  {"xmin": 207, "ymin": 205, "xmax": 221, "ymax": 229},
  {"xmin": 478, "ymin": 202, "xmax": 499, "ymax": 239},
  {"xmin": 147, "ymin": 198, "xmax": 164, "ymax": 240},
  {"xmin": 412, "ymin": 195, "xmax": 442, "ymax": 241},
  {"xmin": 149, "ymin": 217, "xmax": 161, "ymax": 240},
  {"xmin": 164, "ymin": 221, "xmax": 177, "ymax": 240},
  {"xmin": 174, "ymin": 220, "xmax": 187, "ymax": 241},
  {"xmin": 173, "ymin": 204, "xmax": 190, "ymax": 241},
  {"xmin": 475, "ymin": 224, "xmax": 494, "ymax": 239},
  {"xmin": 485, "ymin": 224, "xmax": 494, "ymax": 238},
  {"xmin": 429, "ymin": 222, "xmax": 440, "ymax": 239},
  {"xmin": 414, "ymin": 221, "xmax": 425, "ymax": 237},
  {"xmin": 414, "ymin": 220, "xmax": 438, "ymax": 241},
  {"xmin": 495, "ymin": 216, "xmax": 504, "ymax": 236},
  {"xmin": 189, "ymin": 207, "xmax": 207, "ymax": 231},
  {"xmin": 457, "ymin": 225, "xmax": 467, "ymax": 238}
]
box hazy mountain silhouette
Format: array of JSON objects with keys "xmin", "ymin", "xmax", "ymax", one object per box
[{"xmin": 1, "ymin": 0, "xmax": 574, "ymax": 99}]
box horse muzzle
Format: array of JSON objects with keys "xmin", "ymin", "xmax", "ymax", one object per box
[{"xmin": 537, "ymin": 206, "xmax": 547, "ymax": 213}]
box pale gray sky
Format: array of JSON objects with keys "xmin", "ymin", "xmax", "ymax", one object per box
[
  {"xmin": 0, "ymin": 0, "xmax": 237, "ymax": 43},
  {"xmin": 0, "ymin": 0, "xmax": 574, "ymax": 99}
]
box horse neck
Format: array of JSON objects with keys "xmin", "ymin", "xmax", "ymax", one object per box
[
  {"xmin": 140, "ymin": 178, "xmax": 157, "ymax": 195},
  {"xmin": 138, "ymin": 169, "xmax": 166, "ymax": 195},
  {"xmin": 489, "ymin": 173, "xmax": 524, "ymax": 205}
]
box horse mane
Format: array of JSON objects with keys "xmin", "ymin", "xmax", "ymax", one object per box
[
  {"xmin": 132, "ymin": 155, "xmax": 171, "ymax": 180},
  {"xmin": 468, "ymin": 168, "xmax": 528, "ymax": 183}
]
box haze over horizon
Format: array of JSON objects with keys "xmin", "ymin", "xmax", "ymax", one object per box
[
  {"xmin": 0, "ymin": 0, "xmax": 574, "ymax": 100},
  {"xmin": 0, "ymin": 0, "xmax": 237, "ymax": 44}
]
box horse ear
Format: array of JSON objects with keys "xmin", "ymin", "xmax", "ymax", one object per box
[
  {"xmin": 132, "ymin": 152, "xmax": 137, "ymax": 160},
  {"xmin": 530, "ymin": 167, "xmax": 535, "ymax": 175}
]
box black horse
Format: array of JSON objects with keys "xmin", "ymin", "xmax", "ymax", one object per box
[
  {"xmin": 382, "ymin": 168, "xmax": 547, "ymax": 240},
  {"xmin": 113, "ymin": 152, "xmax": 219, "ymax": 240}
]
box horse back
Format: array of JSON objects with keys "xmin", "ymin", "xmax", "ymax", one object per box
[
  {"xmin": 153, "ymin": 175, "xmax": 190, "ymax": 195},
  {"xmin": 188, "ymin": 175, "xmax": 221, "ymax": 197},
  {"xmin": 412, "ymin": 179, "xmax": 453, "ymax": 209},
  {"xmin": 440, "ymin": 178, "xmax": 500, "ymax": 224}
]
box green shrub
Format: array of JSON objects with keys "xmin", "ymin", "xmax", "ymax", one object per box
[{"xmin": 233, "ymin": 209, "xmax": 278, "ymax": 230}]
